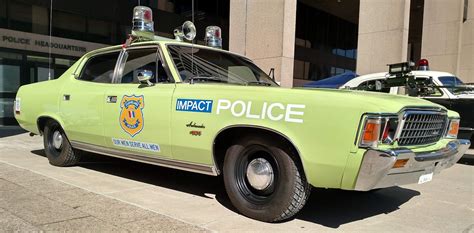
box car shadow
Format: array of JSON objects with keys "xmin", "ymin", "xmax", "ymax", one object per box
[
  {"xmin": 78, "ymin": 153, "xmax": 226, "ymax": 199},
  {"xmin": 31, "ymin": 149, "xmax": 46, "ymax": 157},
  {"xmin": 0, "ymin": 127, "xmax": 26, "ymax": 138},
  {"xmin": 29, "ymin": 150, "xmax": 420, "ymax": 227},
  {"xmin": 295, "ymin": 187, "xmax": 420, "ymax": 228},
  {"xmin": 458, "ymin": 156, "xmax": 474, "ymax": 165}
]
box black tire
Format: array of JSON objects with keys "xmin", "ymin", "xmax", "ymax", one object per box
[
  {"xmin": 223, "ymin": 135, "xmax": 311, "ymax": 222},
  {"xmin": 43, "ymin": 120, "xmax": 81, "ymax": 166}
]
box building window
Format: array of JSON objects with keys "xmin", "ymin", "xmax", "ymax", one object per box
[
  {"xmin": 0, "ymin": 0, "xmax": 6, "ymax": 27},
  {"xmin": 9, "ymin": 1, "xmax": 33, "ymax": 32},
  {"xmin": 294, "ymin": 1, "xmax": 359, "ymax": 82}
]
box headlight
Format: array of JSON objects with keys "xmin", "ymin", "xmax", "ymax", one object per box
[
  {"xmin": 359, "ymin": 115, "xmax": 399, "ymax": 148},
  {"xmin": 445, "ymin": 118, "xmax": 460, "ymax": 139}
]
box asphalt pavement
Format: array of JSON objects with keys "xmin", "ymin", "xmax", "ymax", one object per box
[{"xmin": 0, "ymin": 128, "xmax": 473, "ymax": 232}]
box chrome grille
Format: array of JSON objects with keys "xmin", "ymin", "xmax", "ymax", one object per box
[{"xmin": 398, "ymin": 111, "xmax": 447, "ymax": 146}]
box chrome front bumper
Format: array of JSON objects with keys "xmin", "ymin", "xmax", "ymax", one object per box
[{"xmin": 354, "ymin": 139, "xmax": 470, "ymax": 191}]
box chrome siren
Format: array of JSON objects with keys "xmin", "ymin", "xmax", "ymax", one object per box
[{"xmin": 174, "ymin": 21, "xmax": 196, "ymax": 41}]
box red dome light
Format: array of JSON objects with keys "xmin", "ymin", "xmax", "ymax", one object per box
[{"xmin": 417, "ymin": 59, "xmax": 429, "ymax": 70}]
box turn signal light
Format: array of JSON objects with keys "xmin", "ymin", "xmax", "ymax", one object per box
[
  {"xmin": 393, "ymin": 159, "xmax": 409, "ymax": 168},
  {"xmin": 446, "ymin": 119, "xmax": 460, "ymax": 139},
  {"xmin": 360, "ymin": 119, "xmax": 381, "ymax": 147}
]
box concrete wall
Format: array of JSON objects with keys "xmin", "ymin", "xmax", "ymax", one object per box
[
  {"xmin": 356, "ymin": 0, "xmax": 411, "ymax": 75},
  {"xmin": 229, "ymin": 0, "xmax": 297, "ymax": 87},
  {"xmin": 421, "ymin": 0, "xmax": 464, "ymax": 75},
  {"xmin": 458, "ymin": 0, "xmax": 474, "ymax": 82}
]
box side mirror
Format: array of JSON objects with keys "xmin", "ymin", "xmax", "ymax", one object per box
[{"xmin": 137, "ymin": 69, "xmax": 154, "ymax": 86}]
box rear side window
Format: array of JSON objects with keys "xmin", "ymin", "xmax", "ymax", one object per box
[
  {"xmin": 357, "ymin": 79, "xmax": 391, "ymax": 93},
  {"xmin": 78, "ymin": 52, "xmax": 119, "ymax": 83}
]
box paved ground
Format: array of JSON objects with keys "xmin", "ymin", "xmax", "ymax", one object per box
[{"xmin": 0, "ymin": 128, "xmax": 473, "ymax": 232}]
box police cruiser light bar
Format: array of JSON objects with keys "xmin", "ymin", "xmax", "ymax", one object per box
[
  {"xmin": 127, "ymin": 6, "xmax": 223, "ymax": 48},
  {"xmin": 388, "ymin": 62, "xmax": 414, "ymax": 76}
]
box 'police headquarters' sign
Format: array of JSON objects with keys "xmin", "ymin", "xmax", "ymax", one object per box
[{"xmin": 0, "ymin": 28, "xmax": 106, "ymax": 57}]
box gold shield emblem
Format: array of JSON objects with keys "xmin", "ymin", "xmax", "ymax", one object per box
[{"xmin": 120, "ymin": 95, "xmax": 145, "ymax": 137}]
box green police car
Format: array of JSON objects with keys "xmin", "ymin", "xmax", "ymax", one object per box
[{"xmin": 14, "ymin": 7, "xmax": 470, "ymax": 222}]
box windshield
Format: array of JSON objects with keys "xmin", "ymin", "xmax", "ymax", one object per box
[
  {"xmin": 438, "ymin": 76, "xmax": 474, "ymax": 95},
  {"xmin": 438, "ymin": 76, "xmax": 464, "ymax": 86},
  {"xmin": 167, "ymin": 45, "xmax": 278, "ymax": 86}
]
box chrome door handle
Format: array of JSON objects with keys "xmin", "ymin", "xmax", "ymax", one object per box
[{"xmin": 106, "ymin": 96, "xmax": 117, "ymax": 103}]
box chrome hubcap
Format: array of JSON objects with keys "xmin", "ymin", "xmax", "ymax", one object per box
[
  {"xmin": 246, "ymin": 158, "xmax": 274, "ymax": 190},
  {"xmin": 52, "ymin": 131, "xmax": 63, "ymax": 150}
]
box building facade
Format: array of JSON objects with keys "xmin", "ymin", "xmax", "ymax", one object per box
[
  {"xmin": 0, "ymin": 0, "xmax": 229, "ymax": 125},
  {"xmin": 0, "ymin": 0, "xmax": 472, "ymax": 125},
  {"xmin": 229, "ymin": 0, "xmax": 473, "ymax": 87}
]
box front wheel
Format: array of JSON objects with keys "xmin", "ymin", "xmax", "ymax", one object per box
[
  {"xmin": 223, "ymin": 136, "xmax": 311, "ymax": 222},
  {"xmin": 43, "ymin": 120, "xmax": 81, "ymax": 166}
]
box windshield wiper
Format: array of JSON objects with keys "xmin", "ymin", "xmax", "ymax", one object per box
[
  {"xmin": 189, "ymin": 76, "xmax": 224, "ymax": 84},
  {"xmin": 246, "ymin": 81, "xmax": 272, "ymax": 86}
]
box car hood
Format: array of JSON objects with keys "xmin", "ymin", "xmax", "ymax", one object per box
[
  {"xmin": 454, "ymin": 93, "xmax": 474, "ymax": 99},
  {"xmin": 294, "ymin": 87, "xmax": 447, "ymax": 113}
]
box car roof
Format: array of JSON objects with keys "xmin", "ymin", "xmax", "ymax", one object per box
[
  {"xmin": 82, "ymin": 37, "xmax": 248, "ymax": 62},
  {"xmin": 342, "ymin": 70, "xmax": 457, "ymax": 87},
  {"xmin": 356, "ymin": 70, "xmax": 456, "ymax": 78}
]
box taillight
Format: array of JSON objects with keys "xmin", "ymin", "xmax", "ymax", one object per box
[{"xmin": 14, "ymin": 98, "xmax": 21, "ymax": 115}]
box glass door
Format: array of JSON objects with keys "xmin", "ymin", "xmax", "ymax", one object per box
[{"xmin": 0, "ymin": 51, "xmax": 23, "ymax": 125}]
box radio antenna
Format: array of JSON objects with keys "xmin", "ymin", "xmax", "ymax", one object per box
[
  {"xmin": 191, "ymin": 0, "xmax": 195, "ymax": 75},
  {"xmin": 138, "ymin": 0, "xmax": 141, "ymax": 6},
  {"xmin": 48, "ymin": 0, "xmax": 53, "ymax": 80}
]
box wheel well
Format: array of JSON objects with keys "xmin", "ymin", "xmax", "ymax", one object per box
[
  {"xmin": 213, "ymin": 127, "xmax": 304, "ymax": 175},
  {"xmin": 37, "ymin": 117, "xmax": 57, "ymax": 135}
]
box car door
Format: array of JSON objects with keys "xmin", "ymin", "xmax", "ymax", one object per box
[
  {"xmin": 59, "ymin": 51, "xmax": 120, "ymax": 146},
  {"xmin": 102, "ymin": 46, "xmax": 174, "ymax": 158}
]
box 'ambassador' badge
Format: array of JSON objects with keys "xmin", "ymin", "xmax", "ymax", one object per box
[{"xmin": 120, "ymin": 95, "xmax": 145, "ymax": 137}]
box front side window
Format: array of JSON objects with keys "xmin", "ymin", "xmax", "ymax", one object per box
[
  {"xmin": 79, "ymin": 52, "xmax": 119, "ymax": 83},
  {"xmin": 168, "ymin": 45, "xmax": 278, "ymax": 86},
  {"xmin": 120, "ymin": 48, "xmax": 170, "ymax": 84}
]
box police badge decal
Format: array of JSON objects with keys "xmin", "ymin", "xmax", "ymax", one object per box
[{"xmin": 120, "ymin": 95, "xmax": 145, "ymax": 137}]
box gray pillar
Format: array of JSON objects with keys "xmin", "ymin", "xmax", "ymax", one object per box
[
  {"xmin": 421, "ymin": 0, "xmax": 464, "ymax": 75},
  {"xmin": 229, "ymin": 0, "xmax": 297, "ymax": 87},
  {"xmin": 459, "ymin": 0, "xmax": 474, "ymax": 82},
  {"xmin": 356, "ymin": 0, "xmax": 411, "ymax": 75}
]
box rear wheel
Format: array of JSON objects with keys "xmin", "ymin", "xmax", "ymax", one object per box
[
  {"xmin": 223, "ymin": 135, "xmax": 311, "ymax": 222},
  {"xmin": 43, "ymin": 120, "xmax": 81, "ymax": 166}
]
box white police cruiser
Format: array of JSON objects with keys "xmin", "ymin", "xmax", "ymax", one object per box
[{"xmin": 341, "ymin": 60, "xmax": 474, "ymax": 147}]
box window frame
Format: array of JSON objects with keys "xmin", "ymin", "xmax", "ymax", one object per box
[
  {"xmin": 113, "ymin": 45, "xmax": 176, "ymax": 84},
  {"xmin": 76, "ymin": 50, "xmax": 121, "ymax": 84}
]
